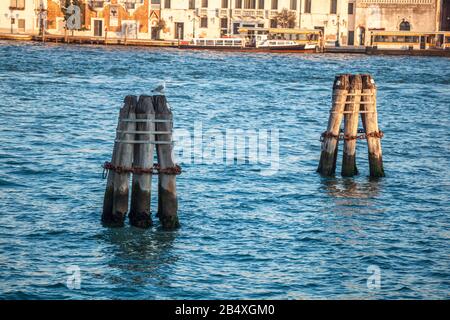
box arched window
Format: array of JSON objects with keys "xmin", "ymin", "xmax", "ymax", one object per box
[{"xmin": 399, "ymin": 20, "xmax": 411, "ymax": 31}]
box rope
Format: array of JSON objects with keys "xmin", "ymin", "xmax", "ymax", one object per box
[
  {"xmin": 114, "ymin": 140, "xmax": 174, "ymax": 144},
  {"xmin": 333, "ymin": 93, "xmax": 374, "ymax": 97},
  {"xmin": 102, "ymin": 161, "xmax": 182, "ymax": 178},
  {"xmin": 320, "ymin": 130, "xmax": 384, "ymax": 142},
  {"xmin": 116, "ymin": 130, "xmax": 172, "ymax": 134},
  {"xmin": 121, "ymin": 119, "xmax": 172, "ymax": 123},
  {"xmin": 330, "ymin": 110, "xmax": 376, "ymax": 114}
]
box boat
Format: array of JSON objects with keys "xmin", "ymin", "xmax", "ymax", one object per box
[
  {"xmin": 178, "ymin": 28, "xmax": 323, "ymax": 53},
  {"xmin": 367, "ymin": 30, "xmax": 450, "ymax": 56}
]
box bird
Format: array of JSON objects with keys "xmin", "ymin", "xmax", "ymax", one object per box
[{"xmin": 152, "ymin": 81, "xmax": 166, "ymax": 95}]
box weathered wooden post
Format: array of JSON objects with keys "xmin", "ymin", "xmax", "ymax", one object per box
[
  {"xmin": 361, "ymin": 75, "xmax": 385, "ymax": 177},
  {"xmin": 101, "ymin": 96, "xmax": 137, "ymax": 227},
  {"xmin": 153, "ymin": 96, "xmax": 180, "ymax": 229},
  {"xmin": 317, "ymin": 74, "xmax": 350, "ymax": 176},
  {"xmin": 341, "ymin": 74, "xmax": 362, "ymax": 177},
  {"xmin": 318, "ymin": 74, "xmax": 385, "ymax": 177},
  {"xmin": 129, "ymin": 96, "xmax": 155, "ymax": 228}
]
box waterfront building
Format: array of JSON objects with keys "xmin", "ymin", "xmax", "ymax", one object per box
[
  {"xmin": 355, "ymin": 0, "xmax": 447, "ymax": 46},
  {"xmin": 0, "ymin": 1, "xmax": 449, "ymax": 46},
  {"xmin": 40, "ymin": 0, "xmax": 158, "ymax": 39},
  {"xmin": 160, "ymin": 0, "xmax": 352, "ymax": 46},
  {"xmin": 0, "ymin": 0, "xmax": 42, "ymax": 34}
]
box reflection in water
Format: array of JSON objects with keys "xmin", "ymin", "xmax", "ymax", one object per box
[
  {"xmin": 319, "ymin": 177, "xmax": 385, "ymax": 245},
  {"xmin": 1, "ymin": 42, "xmax": 448, "ymax": 298},
  {"xmin": 320, "ymin": 177, "xmax": 381, "ymax": 200},
  {"xmin": 101, "ymin": 228, "xmax": 177, "ymax": 288}
]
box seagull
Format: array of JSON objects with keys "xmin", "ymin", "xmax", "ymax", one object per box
[{"xmin": 152, "ymin": 81, "xmax": 166, "ymax": 95}]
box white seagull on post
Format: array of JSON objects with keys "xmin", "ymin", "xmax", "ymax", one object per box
[{"xmin": 152, "ymin": 81, "xmax": 166, "ymax": 95}]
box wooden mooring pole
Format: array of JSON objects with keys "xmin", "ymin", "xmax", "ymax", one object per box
[
  {"xmin": 129, "ymin": 96, "xmax": 155, "ymax": 228},
  {"xmin": 341, "ymin": 74, "xmax": 362, "ymax": 177},
  {"xmin": 102, "ymin": 96, "xmax": 137, "ymax": 227},
  {"xmin": 317, "ymin": 74, "xmax": 350, "ymax": 176},
  {"xmin": 154, "ymin": 96, "xmax": 180, "ymax": 230},
  {"xmin": 361, "ymin": 75, "xmax": 385, "ymax": 177},
  {"xmin": 102, "ymin": 95, "xmax": 180, "ymax": 229},
  {"xmin": 318, "ymin": 74, "xmax": 385, "ymax": 177}
]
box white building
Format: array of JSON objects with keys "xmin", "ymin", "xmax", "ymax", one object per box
[
  {"xmin": 0, "ymin": 0, "xmax": 44, "ymax": 34},
  {"xmin": 159, "ymin": 0, "xmax": 352, "ymax": 46},
  {"xmin": 355, "ymin": 0, "xmax": 443, "ymax": 46}
]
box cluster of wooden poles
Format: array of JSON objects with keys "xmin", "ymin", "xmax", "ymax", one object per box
[
  {"xmin": 317, "ymin": 74, "xmax": 385, "ymax": 177},
  {"xmin": 101, "ymin": 95, "xmax": 180, "ymax": 230},
  {"xmin": 101, "ymin": 75, "xmax": 385, "ymax": 229}
]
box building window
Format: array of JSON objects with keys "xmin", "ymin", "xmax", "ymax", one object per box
[
  {"xmin": 9, "ymin": 0, "xmax": 25, "ymax": 10},
  {"xmin": 222, "ymin": 0, "xmax": 228, "ymax": 8},
  {"xmin": 220, "ymin": 17, "xmax": 228, "ymax": 29},
  {"xmin": 151, "ymin": 0, "xmax": 161, "ymax": 3},
  {"xmin": 348, "ymin": 31, "xmax": 354, "ymax": 45},
  {"xmin": 200, "ymin": 17, "xmax": 208, "ymax": 28},
  {"xmin": 164, "ymin": 0, "xmax": 171, "ymax": 9},
  {"xmin": 244, "ymin": 0, "xmax": 256, "ymax": 9},
  {"xmin": 290, "ymin": 0, "xmax": 297, "ymax": 10},
  {"xmin": 235, "ymin": 0, "xmax": 242, "ymax": 9},
  {"xmin": 202, "ymin": 0, "xmax": 208, "ymax": 8},
  {"xmin": 189, "ymin": 0, "xmax": 195, "ymax": 9},
  {"xmin": 270, "ymin": 19, "xmax": 277, "ymax": 28},
  {"xmin": 271, "ymin": 0, "xmax": 278, "ymax": 10},
  {"xmin": 258, "ymin": 0, "xmax": 264, "ymax": 9},
  {"xmin": 348, "ymin": 3, "xmax": 354, "ymax": 15},
  {"xmin": 304, "ymin": 0, "xmax": 311, "ymax": 13},
  {"xmin": 18, "ymin": 18, "xmax": 25, "ymax": 30},
  {"xmin": 399, "ymin": 19, "xmax": 411, "ymax": 31},
  {"xmin": 330, "ymin": 0, "xmax": 337, "ymax": 14}
]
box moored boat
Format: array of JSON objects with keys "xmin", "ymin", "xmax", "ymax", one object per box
[{"xmin": 179, "ymin": 28, "xmax": 323, "ymax": 53}]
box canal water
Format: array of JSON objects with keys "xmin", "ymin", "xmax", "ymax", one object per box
[{"xmin": 0, "ymin": 41, "xmax": 448, "ymax": 299}]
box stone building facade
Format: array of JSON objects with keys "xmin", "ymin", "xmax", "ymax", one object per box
[
  {"xmin": 159, "ymin": 0, "xmax": 353, "ymax": 45},
  {"xmin": 1, "ymin": 1, "xmax": 449, "ymax": 46},
  {"xmin": 0, "ymin": 0, "xmax": 42, "ymax": 34},
  {"xmin": 355, "ymin": 0, "xmax": 444, "ymax": 46},
  {"xmin": 43, "ymin": 0, "xmax": 157, "ymax": 39}
]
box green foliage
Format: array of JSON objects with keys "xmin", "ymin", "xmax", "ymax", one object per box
[
  {"xmin": 275, "ymin": 9, "xmax": 296, "ymax": 29},
  {"xmin": 61, "ymin": 0, "xmax": 83, "ymax": 23},
  {"xmin": 154, "ymin": 19, "xmax": 167, "ymax": 32}
]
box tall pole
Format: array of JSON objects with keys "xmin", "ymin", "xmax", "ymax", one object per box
[
  {"xmin": 336, "ymin": 14, "xmax": 340, "ymax": 46},
  {"xmin": 229, "ymin": 0, "xmax": 232, "ymax": 35},
  {"xmin": 299, "ymin": 0, "xmax": 302, "ymax": 29},
  {"xmin": 10, "ymin": 9, "xmax": 13, "ymax": 34}
]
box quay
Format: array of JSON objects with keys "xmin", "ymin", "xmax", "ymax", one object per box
[
  {"xmin": 28, "ymin": 34, "xmax": 178, "ymax": 48},
  {"xmin": 1, "ymin": 33, "xmax": 450, "ymax": 57},
  {"xmin": 324, "ymin": 46, "xmax": 367, "ymax": 54}
]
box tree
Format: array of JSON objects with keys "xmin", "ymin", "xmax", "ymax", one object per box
[
  {"xmin": 61, "ymin": 0, "xmax": 84, "ymax": 30},
  {"xmin": 153, "ymin": 19, "xmax": 166, "ymax": 40},
  {"xmin": 274, "ymin": 9, "xmax": 296, "ymax": 28}
]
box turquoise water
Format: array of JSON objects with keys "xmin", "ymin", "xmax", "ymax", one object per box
[{"xmin": 0, "ymin": 41, "xmax": 449, "ymax": 299}]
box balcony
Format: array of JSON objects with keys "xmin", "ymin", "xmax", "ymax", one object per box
[
  {"xmin": 269, "ymin": 10, "xmax": 279, "ymax": 18},
  {"xmin": 9, "ymin": 0, "xmax": 25, "ymax": 10},
  {"xmin": 232, "ymin": 9, "xmax": 265, "ymax": 18},
  {"xmin": 219, "ymin": 9, "xmax": 228, "ymax": 17},
  {"xmin": 9, "ymin": 6, "xmax": 25, "ymax": 11}
]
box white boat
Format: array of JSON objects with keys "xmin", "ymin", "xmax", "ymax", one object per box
[{"xmin": 180, "ymin": 31, "xmax": 319, "ymax": 53}]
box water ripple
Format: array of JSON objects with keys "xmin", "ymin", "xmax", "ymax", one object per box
[{"xmin": 0, "ymin": 41, "xmax": 449, "ymax": 299}]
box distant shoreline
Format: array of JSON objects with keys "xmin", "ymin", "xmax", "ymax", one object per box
[{"xmin": 1, "ymin": 33, "xmax": 449, "ymax": 57}]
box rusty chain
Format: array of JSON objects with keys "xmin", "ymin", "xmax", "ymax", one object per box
[
  {"xmin": 102, "ymin": 161, "xmax": 182, "ymax": 179},
  {"xmin": 320, "ymin": 130, "xmax": 384, "ymax": 142}
]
